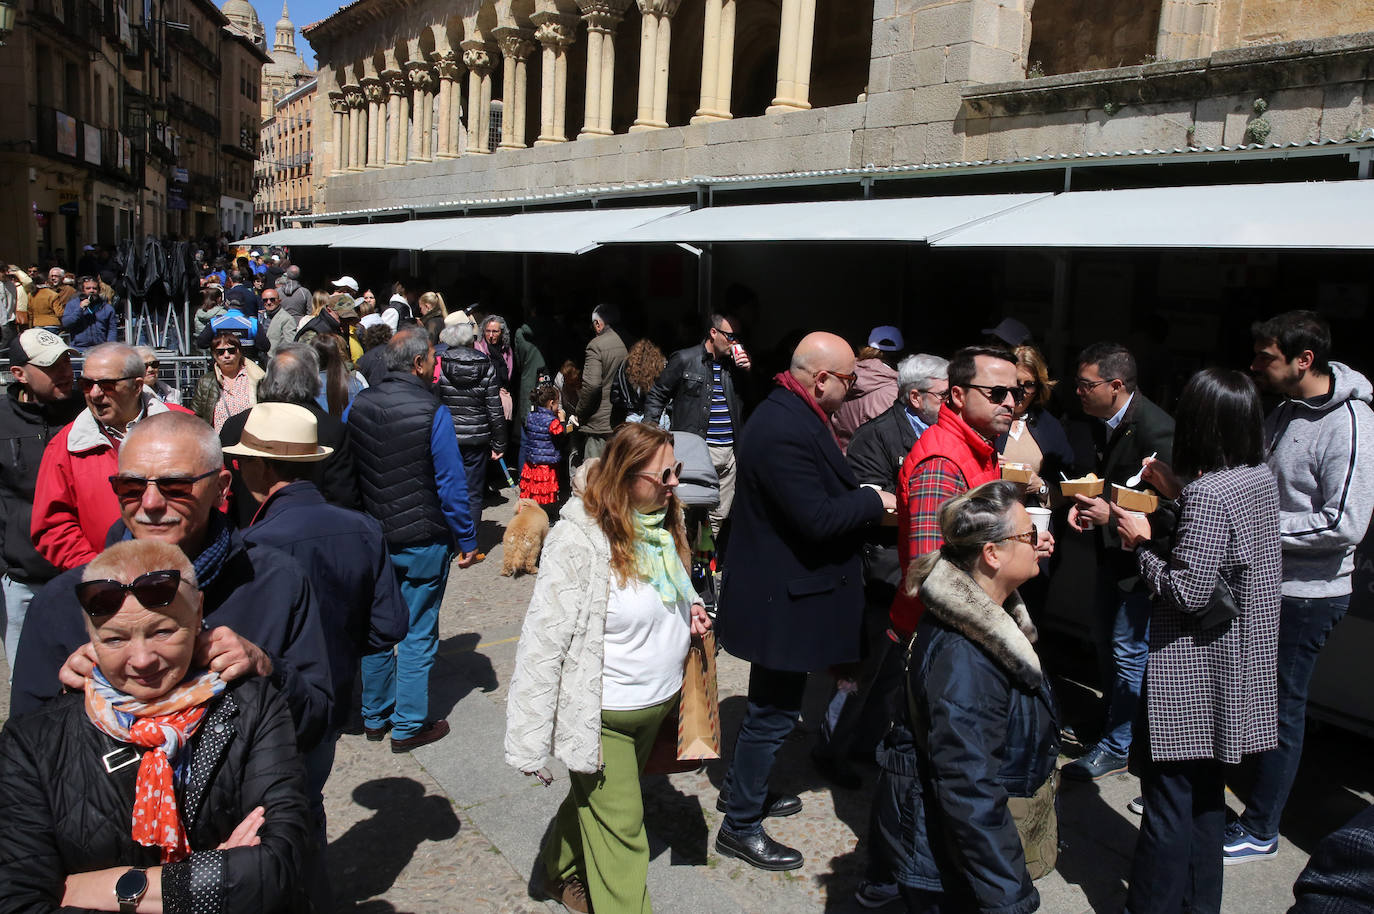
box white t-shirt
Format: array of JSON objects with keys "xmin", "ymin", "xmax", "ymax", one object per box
[{"xmin": 601, "ymin": 577, "xmax": 691, "ymax": 711}]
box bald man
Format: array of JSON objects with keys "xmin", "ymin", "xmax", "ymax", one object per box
[{"xmin": 714, "ymin": 331, "xmax": 896, "ymax": 870}]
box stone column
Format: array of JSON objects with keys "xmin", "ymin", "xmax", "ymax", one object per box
[
  {"xmin": 463, "ymin": 44, "xmax": 494, "ymax": 154},
  {"xmin": 343, "ymin": 86, "xmax": 366, "ymax": 172},
  {"xmin": 361, "ymin": 77, "xmax": 386, "ymax": 168},
  {"xmin": 1155, "ymin": 0, "xmax": 1219, "ymax": 60},
  {"xmin": 383, "ymin": 69, "xmax": 405, "ymax": 164},
  {"xmin": 494, "ymin": 29, "xmax": 536, "ymax": 150},
  {"xmin": 631, "ymin": 0, "xmax": 681, "ymax": 131},
  {"xmin": 433, "ymin": 51, "xmax": 462, "ymax": 158},
  {"xmin": 577, "ymin": 1, "xmax": 629, "ymax": 139},
  {"xmin": 328, "ymin": 91, "xmax": 348, "ymax": 174},
  {"xmin": 532, "ymin": 15, "xmax": 577, "ymax": 145},
  {"xmin": 405, "ymin": 61, "xmax": 435, "ymax": 162},
  {"xmin": 691, "ymin": 0, "xmax": 735, "ymax": 123},
  {"xmin": 767, "ymin": 0, "xmax": 817, "ymax": 114}
]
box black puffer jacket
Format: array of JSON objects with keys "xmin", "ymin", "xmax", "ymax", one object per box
[
  {"xmin": 0, "ymin": 387, "xmax": 83, "ymax": 584},
  {"xmin": 897, "ymin": 558, "xmax": 1059, "ymax": 912},
  {"xmin": 438, "ymin": 347, "xmax": 507, "ymax": 451},
  {"xmin": 0, "ymin": 677, "xmax": 312, "ymax": 914}
]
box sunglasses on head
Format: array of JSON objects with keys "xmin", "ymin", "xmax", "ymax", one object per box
[
  {"xmin": 78, "ymin": 375, "xmax": 141, "ymax": 394},
  {"xmin": 637, "ymin": 462, "xmax": 684, "ymax": 485},
  {"xmin": 108, "ymin": 468, "xmax": 220, "ymax": 502},
  {"xmin": 76, "ymin": 569, "xmax": 184, "ymax": 618}
]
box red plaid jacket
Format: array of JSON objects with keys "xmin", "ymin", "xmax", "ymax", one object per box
[{"xmin": 889, "ymin": 405, "xmax": 1000, "ymax": 635}]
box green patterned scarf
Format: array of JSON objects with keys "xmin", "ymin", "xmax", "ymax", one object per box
[{"xmin": 632, "ymin": 510, "xmax": 695, "ymax": 605}]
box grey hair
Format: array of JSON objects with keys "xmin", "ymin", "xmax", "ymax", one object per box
[
  {"xmin": 481, "ymin": 314, "xmax": 510, "ymax": 349},
  {"xmin": 85, "ymin": 539, "xmax": 197, "ymax": 590},
  {"xmin": 385, "ymin": 326, "xmax": 431, "ymax": 372},
  {"xmin": 911, "ymin": 480, "xmax": 1022, "ymax": 583},
  {"xmin": 259, "ymin": 343, "xmax": 322, "ymax": 405},
  {"xmin": 440, "ymin": 321, "xmax": 475, "ymax": 348},
  {"xmin": 122, "ymin": 412, "xmax": 223, "ymax": 474},
  {"xmin": 134, "ymin": 345, "xmax": 158, "ymax": 363},
  {"xmin": 592, "ymin": 304, "xmax": 618, "ymax": 327},
  {"xmin": 85, "ymin": 342, "xmax": 144, "ymax": 378},
  {"xmin": 897, "ymin": 353, "xmax": 950, "ymax": 401}
]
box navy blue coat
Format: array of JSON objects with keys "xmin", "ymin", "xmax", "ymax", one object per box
[
  {"xmin": 243, "ymin": 481, "xmax": 407, "ymax": 732},
  {"xmin": 10, "ymin": 525, "xmax": 334, "ymax": 752},
  {"xmin": 715, "ymin": 386, "xmax": 884, "ymax": 672}
]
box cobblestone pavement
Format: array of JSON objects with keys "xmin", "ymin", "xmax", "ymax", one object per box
[{"xmin": 3, "ymin": 490, "xmax": 1372, "ymax": 913}]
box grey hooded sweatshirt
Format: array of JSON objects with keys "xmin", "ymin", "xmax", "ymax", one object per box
[
  {"xmin": 276, "ymin": 275, "xmax": 311, "ymax": 320},
  {"xmin": 1264, "ymin": 361, "xmax": 1374, "ymax": 598}
]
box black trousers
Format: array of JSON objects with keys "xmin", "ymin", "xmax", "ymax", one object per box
[{"xmin": 1125, "ymin": 751, "xmax": 1226, "ymax": 914}]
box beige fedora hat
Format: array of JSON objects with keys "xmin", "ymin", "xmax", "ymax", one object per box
[{"xmin": 223, "ymin": 403, "xmax": 334, "ymax": 462}]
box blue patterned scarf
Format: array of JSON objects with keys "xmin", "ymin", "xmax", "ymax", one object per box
[{"xmin": 632, "ymin": 510, "xmax": 694, "ymax": 605}]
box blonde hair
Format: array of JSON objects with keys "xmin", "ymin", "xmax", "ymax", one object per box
[
  {"xmin": 310, "ymin": 289, "xmax": 330, "ymax": 317},
  {"xmin": 1014, "ymin": 345, "xmax": 1056, "ymax": 409},
  {"xmin": 418, "ymin": 291, "xmax": 447, "ymax": 318},
  {"xmin": 84, "ymin": 539, "xmax": 197, "ymax": 587}
]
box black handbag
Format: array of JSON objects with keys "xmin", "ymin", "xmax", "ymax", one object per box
[{"xmin": 1189, "ymin": 573, "xmax": 1240, "ymax": 629}]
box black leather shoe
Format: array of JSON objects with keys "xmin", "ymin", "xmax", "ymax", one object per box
[
  {"xmin": 715, "ymin": 827, "xmax": 804, "ymax": 871},
  {"xmin": 715, "ymin": 791, "xmax": 803, "ymax": 818}
]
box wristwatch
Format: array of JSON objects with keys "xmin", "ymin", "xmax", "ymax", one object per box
[
  {"xmin": 1037, "ymin": 483, "xmax": 1049, "ymax": 497},
  {"xmin": 115, "ymin": 867, "xmax": 148, "ymax": 914}
]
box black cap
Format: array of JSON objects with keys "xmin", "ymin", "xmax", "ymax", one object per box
[{"xmin": 981, "ymin": 317, "xmax": 1032, "ymax": 348}]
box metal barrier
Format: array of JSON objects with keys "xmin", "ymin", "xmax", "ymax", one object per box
[{"xmin": 0, "ymin": 352, "xmax": 210, "ymax": 405}]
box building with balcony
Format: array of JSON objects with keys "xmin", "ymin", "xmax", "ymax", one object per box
[
  {"xmin": 221, "ymin": 27, "xmax": 271, "ymax": 237},
  {"xmin": 254, "ymin": 77, "xmax": 317, "ymax": 232}
]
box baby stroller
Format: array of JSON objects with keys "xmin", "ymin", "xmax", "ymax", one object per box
[{"xmin": 672, "ymin": 431, "xmax": 721, "ymax": 615}]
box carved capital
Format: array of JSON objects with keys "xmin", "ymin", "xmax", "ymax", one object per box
[
  {"xmin": 404, "ymin": 60, "xmax": 436, "ymax": 91},
  {"xmin": 382, "ymin": 69, "xmax": 408, "ymax": 96},
  {"xmin": 432, "ymin": 51, "xmax": 462, "ymax": 81},
  {"xmin": 360, "ymin": 77, "xmax": 386, "ymax": 104},
  {"xmin": 328, "ymin": 91, "xmax": 348, "ymax": 115},
  {"xmin": 494, "ymin": 28, "xmax": 535, "ymax": 62},
  {"xmin": 636, "ymin": 0, "xmax": 682, "ymax": 14},
  {"xmin": 462, "ymin": 45, "xmax": 493, "ymax": 74},
  {"xmin": 578, "ymin": 0, "xmax": 629, "ymax": 31},
  {"xmin": 532, "ymin": 16, "xmax": 577, "ymax": 50},
  {"xmin": 342, "ymin": 85, "xmax": 366, "ymax": 109}
]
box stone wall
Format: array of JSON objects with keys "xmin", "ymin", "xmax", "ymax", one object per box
[
  {"xmin": 1026, "ymin": 0, "xmax": 1164, "ymax": 76},
  {"xmin": 1219, "ymin": 0, "xmax": 1374, "ymax": 50}
]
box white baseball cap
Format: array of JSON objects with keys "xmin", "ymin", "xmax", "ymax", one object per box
[
  {"xmin": 10, "ymin": 328, "xmax": 78, "ymax": 367},
  {"xmin": 331, "ymin": 275, "xmax": 359, "ymax": 292}
]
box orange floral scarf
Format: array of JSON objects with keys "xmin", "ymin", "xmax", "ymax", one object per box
[{"xmin": 84, "ymin": 668, "xmax": 226, "ymax": 862}]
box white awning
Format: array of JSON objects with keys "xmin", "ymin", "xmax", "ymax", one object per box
[
  {"xmin": 931, "ymin": 182, "xmax": 1374, "ymax": 249},
  {"xmin": 327, "ymin": 217, "xmax": 509, "ymax": 251},
  {"xmin": 239, "ymin": 226, "xmax": 375, "ymax": 247},
  {"xmin": 601, "ymin": 194, "xmax": 1050, "ymax": 244},
  {"xmin": 421, "ymin": 206, "xmax": 690, "ymax": 254}
]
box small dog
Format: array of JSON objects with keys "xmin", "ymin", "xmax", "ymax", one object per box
[{"xmin": 501, "ymin": 498, "xmax": 550, "ymax": 576}]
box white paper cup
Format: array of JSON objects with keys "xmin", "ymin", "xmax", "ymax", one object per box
[
  {"xmin": 1118, "ymin": 510, "xmax": 1146, "ymax": 550},
  {"xmin": 1026, "ymin": 507, "xmax": 1052, "ymax": 536}
]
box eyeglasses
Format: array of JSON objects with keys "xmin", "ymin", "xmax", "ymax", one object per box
[
  {"xmin": 108, "ymin": 468, "xmax": 220, "ymax": 502},
  {"xmin": 1075, "ymin": 377, "xmax": 1112, "ymax": 392},
  {"xmin": 213, "ymin": 346, "xmax": 240, "ymax": 355},
  {"xmin": 998, "ymin": 528, "xmax": 1039, "ymax": 547},
  {"xmin": 919, "ymin": 387, "xmax": 948, "ymax": 400},
  {"xmin": 78, "ymin": 375, "xmax": 141, "ymax": 394},
  {"xmin": 964, "ymin": 383, "xmax": 1027, "ymax": 406},
  {"xmin": 636, "ymin": 462, "xmax": 684, "ymax": 485},
  {"xmin": 260, "ymin": 296, "xmax": 278, "ymax": 302},
  {"xmin": 76, "ymin": 569, "xmax": 184, "ymax": 618},
  {"xmin": 824, "ymin": 369, "xmax": 859, "ymax": 388}
]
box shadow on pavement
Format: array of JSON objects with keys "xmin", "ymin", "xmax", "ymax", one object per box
[
  {"xmin": 429, "ymin": 633, "xmax": 499, "ymax": 722},
  {"xmin": 328, "ymin": 777, "xmax": 462, "ymax": 909}
]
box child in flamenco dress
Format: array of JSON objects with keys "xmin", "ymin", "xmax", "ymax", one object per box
[{"xmin": 519, "ymin": 384, "xmax": 566, "ymax": 505}]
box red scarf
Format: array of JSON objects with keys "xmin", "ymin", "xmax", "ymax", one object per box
[
  {"xmin": 774, "ymin": 371, "xmax": 837, "ymax": 441},
  {"xmin": 85, "ymin": 668, "xmax": 225, "ymax": 862}
]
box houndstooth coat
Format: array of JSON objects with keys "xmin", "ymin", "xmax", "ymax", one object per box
[{"xmin": 1137, "ymin": 464, "xmax": 1282, "ymax": 764}]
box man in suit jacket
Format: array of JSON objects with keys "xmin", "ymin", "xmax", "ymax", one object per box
[
  {"xmin": 1062, "ymin": 342, "xmax": 1175, "ymax": 780},
  {"xmin": 714, "ymin": 332, "xmax": 895, "ymax": 871},
  {"xmin": 567, "ymin": 304, "xmax": 627, "ymax": 465}
]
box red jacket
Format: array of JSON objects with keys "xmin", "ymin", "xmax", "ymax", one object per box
[
  {"xmin": 889, "ymin": 405, "xmax": 1001, "ymax": 635},
  {"xmin": 31, "ymin": 394, "xmax": 171, "ymax": 571}
]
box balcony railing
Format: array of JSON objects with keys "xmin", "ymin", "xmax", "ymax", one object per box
[
  {"xmin": 167, "ymin": 96, "xmax": 218, "ymax": 135},
  {"xmin": 166, "ymin": 26, "xmax": 220, "ymax": 72}
]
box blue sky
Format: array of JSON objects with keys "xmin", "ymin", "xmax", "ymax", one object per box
[{"xmin": 249, "ymin": 0, "xmax": 340, "ymax": 68}]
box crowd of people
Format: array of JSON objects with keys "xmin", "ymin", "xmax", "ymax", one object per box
[{"xmin": 0, "ymin": 240, "xmax": 1370, "ymax": 914}]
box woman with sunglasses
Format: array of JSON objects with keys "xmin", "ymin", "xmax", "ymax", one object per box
[
  {"xmin": 889, "ymin": 480, "xmax": 1059, "ymax": 913},
  {"xmin": 0, "ymin": 538, "xmax": 312, "ymax": 913},
  {"xmin": 506, "ymin": 423, "xmax": 711, "ymax": 914},
  {"xmin": 192, "ymin": 331, "xmax": 263, "ymax": 432},
  {"xmin": 995, "ymin": 345, "xmax": 1076, "ymax": 507}
]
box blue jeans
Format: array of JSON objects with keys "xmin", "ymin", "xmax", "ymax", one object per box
[
  {"xmin": 1095, "ymin": 586, "xmax": 1151, "ymax": 758},
  {"xmin": 2, "ymin": 575, "xmax": 37, "ymax": 683},
  {"xmin": 360, "ymin": 542, "xmax": 453, "ymax": 740},
  {"xmin": 721, "ymin": 665, "xmax": 807, "ymax": 835},
  {"xmin": 1239, "ymin": 594, "xmax": 1350, "ymax": 841},
  {"xmin": 458, "ymin": 445, "xmax": 488, "ymax": 528}
]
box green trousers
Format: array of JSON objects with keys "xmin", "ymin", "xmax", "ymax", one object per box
[{"xmin": 546, "ymin": 693, "xmax": 678, "ymax": 914}]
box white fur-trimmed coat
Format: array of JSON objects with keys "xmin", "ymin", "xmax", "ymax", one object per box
[{"xmin": 503, "ymin": 498, "xmax": 701, "ymax": 774}]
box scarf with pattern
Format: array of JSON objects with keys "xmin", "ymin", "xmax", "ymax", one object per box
[
  {"xmin": 631, "ymin": 510, "xmax": 695, "ymax": 606},
  {"xmin": 84, "ymin": 667, "xmax": 226, "ymax": 862}
]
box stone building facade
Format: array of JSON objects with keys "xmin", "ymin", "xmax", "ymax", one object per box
[
  {"xmin": 221, "ymin": 28, "xmax": 271, "ymax": 237},
  {"xmin": 301, "ymin": 1, "xmax": 1374, "ymax": 215},
  {"xmin": 255, "ymin": 78, "xmax": 318, "ymax": 232}
]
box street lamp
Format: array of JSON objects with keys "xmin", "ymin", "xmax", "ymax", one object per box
[{"xmin": 0, "ymin": 0, "xmax": 18, "ymax": 47}]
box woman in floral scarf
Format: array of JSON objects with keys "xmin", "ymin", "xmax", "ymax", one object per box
[
  {"xmin": 506, "ymin": 423, "xmax": 712, "ymax": 914},
  {"xmin": 0, "ymin": 539, "xmax": 311, "ymax": 913}
]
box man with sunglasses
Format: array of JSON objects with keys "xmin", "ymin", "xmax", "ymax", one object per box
[
  {"xmin": 643, "ymin": 313, "xmax": 752, "ymax": 537},
  {"xmin": 11, "ymin": 411, "xmax": 334, "ymax": 755},
  {"xmin": 31, "ymin": 343, "xmax": 172, "ymax": 572},
  {"xmin": 1060, "ymin": 341, "xmax": 1174, "ymax": 781},
  {"xmin": 0, "ymin": 330, "xmax": 84, "ymax": 675},
  {"xmin": 713, "ymin": 332, "xmax": 896, "ymax": 872}
]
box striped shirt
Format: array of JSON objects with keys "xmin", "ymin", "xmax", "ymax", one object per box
[{"xmin": 706, "ymin": 361, "xmax": 734, "ymax": 446}]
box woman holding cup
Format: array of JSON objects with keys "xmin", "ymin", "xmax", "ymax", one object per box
[
  {"xmin": 995, "ymin": 345, "xmax": 1076, "ymax": 507},
  {"xmin": 1112, "ymin": 368, "xmax": 1281, "ymax": 914}
]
